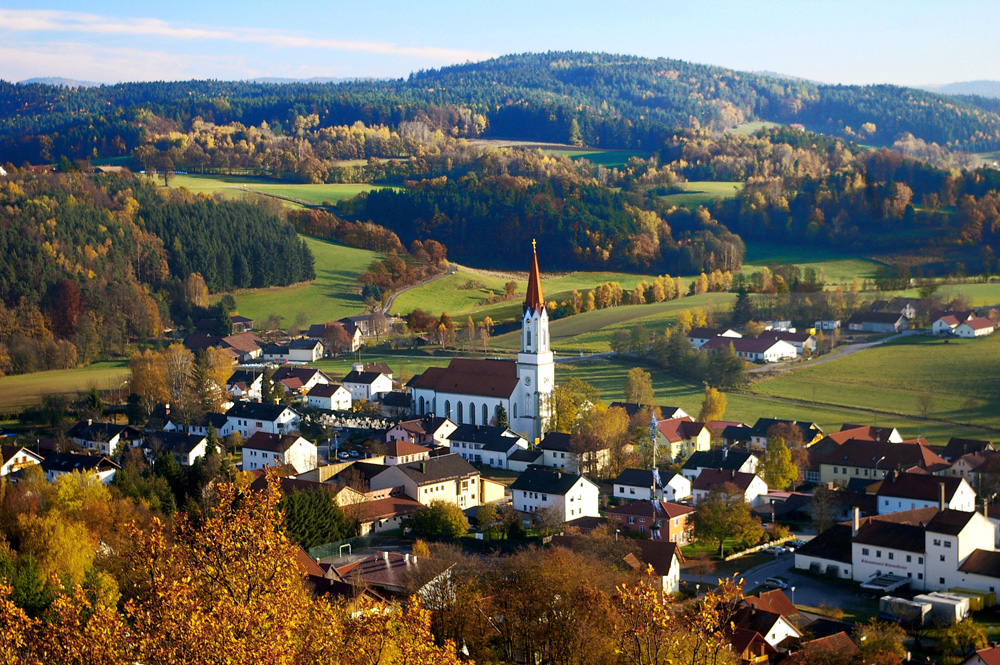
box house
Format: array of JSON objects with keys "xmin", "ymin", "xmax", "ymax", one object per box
[
  {"xmin": 342, "ymin": 367, "xmax": 393, "ymax": 401},
  {"xmin": 306, "ymin": 383, "xmax": 352, "ymax": 411},
  {"xmin": 656, "ymin": 418, "xmax": 711, "ymax": 462},
  {"xmin": 942, "ymin": 437, "xmax": 994, "ymax": 462},
  {"xmin": 757, "ymin": 330, "xmax": 817, "ymax": 356},
  {"xmin": 334, "ymin": 550, "xmax": 451, "ymax": 598},
  {"xmin": 692, "ymin": 469, "xmax": 768, "ymax": 506},
  {"xmin": 804, "ymin": 424, "xmax": 904, "ymax": 483},
  {"xmin": 181, "ymin": 412, "xmax": 231, "ymax": 439},
  {"xmin": 509, "ymin": 467, "xmax": 600, "ymax": 522},
  {"xmin": 230, "ymin": 315, "xmax": 253, "ymax": 332},
  {"xmin": 875, "ymin": 471, "xmax": 976, "ymax": 515},
  {"xmin": 537, "ymin": 431, "xmax": 611, "ymax": 475},
  {"xmin": 226, "ymin": 369, "xmax": 263, "ymax": 401},
  {"xmin": 383, "ymin": 440, "xmax": 431, "ymax": 466},
  {"xmin": 219, "ymin": 331, "xmax": 265, "ymax": 361},
  {"xmin": 622, "ymin": 540, "xmax": 685, "ymax": 595},
  {"xmin": 613, "ymin": 468, "xmax": 690, "ymax": 501},
  {"xmin": 379, "ymin": 391, "xmax": 412, "ymax": 418},
  {"xmin": 447, "ymin": 424, "xmax": 528, "ymax": 469},
  {"xmin": 701, "ymin": 336, "xmax": 797, "ymax": 363},
  {"xmin": 686, "ymin": 326, "xmax": 742, "ymax": 350},
  {"xmin": 506, "ymin": 448, "xmax": 543, "ymax": 473},
  {"xmin": 339, "ymin": 313, "xmax": 391, "ymax": 339},
  {"xmin": 964, "ymin": 646, "xmax": 1000, "ymax": 665},
  {"xmin": 226, "ymin": 402, "xmax": 300, "ymax": 438},
  {"xmin": 732, "ymin": 605, "xmax": 802, "ymax": 650},
  {"xmin": 724, "ymin": 628, "xmax": 779, "ymax": 665},
  {"xmin": 872, "ymin": 298, "xmax": 919, "ymax": 321},
  {"xmin": 682, "ymin": 447, "xmax": 759, "ymax": 482},
  {"xmin": 272, "ymin": 367, "xmax": 332, "ymax": 394},
  {"xmin": 846, "ymin": 311, "xmax": 908, "ymax": 333},
  {"xmin": 608, "ymin": 500, "xmax": 695, "ymax": 544},
  {"xmin": 933, "ymin": 315, "xmax": 964, "ymax": 335},
  {"xmin": 0, "ymin": 445, "xmax": 43, "ymax": 476},
  {"xmin": 353, "ymin": 496, "xmax": 425, "ymax": 536},
  {"xmin": 818, "ymin": 439, "xmax": 949, "ymax": 485},
  {"xmin": 956, "ymin": 317, "xmax": 996, "ymax": 338},
  {"xmin": 288, "ymin": 338, "xmax": 324, "ymax": 362},
  {"xmin": 306, "ymin": 322, "xmax": 363, "ymax": 353},
  {"xmin": 814, "ymin": 319, "xmax": 841, "ymax": 331},
  {"xmin": 749, "ymin": 418, "xmax": 823, "ymax": 449},
  {"xmin": 385, "ymin": 417, "xmax": 457, "ymax": 448},
  {"xmin": 609, "ymin": 401, "xmax": 689, "ymax": 420},
  {"xmin": 67, "ymin": 420, "xmax": 143, "ymax": 456},
  {"xmin": 369, "ymin": 454, "xmax": 482, "ymax": 509},
  {"xmin": 143, "ymin": 431, "xmax": 209, "ymax": 467},
  {"xmin": 40, "ymin": 452, "xmax": 120, "ymax": 484},
  {"xmin": 242, "ymin": 432, "xmax": 317, "ymax": 474},
  {"xmin": 722, "ymin": 424, "xmax": 755, "ymax": 448}
]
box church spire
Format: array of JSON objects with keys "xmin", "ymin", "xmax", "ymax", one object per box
[{"xmin": 524, "ymin": 239, "xmax": 544, "ymax": 314}]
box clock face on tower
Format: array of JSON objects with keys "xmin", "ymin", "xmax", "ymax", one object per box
[
  {"xmin": 524, "ymin": 376, "xmax": 531, "ymax": 386},
  {"xmin": 542, "ymin": 376, "xmax": 550, "ymax": 386}
]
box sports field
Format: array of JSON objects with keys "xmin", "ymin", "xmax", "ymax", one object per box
[
  {"xmin": 0, "ymin": 361, "xmax": 129, "ymax": 414},
  {"xmin": 216, "ymin": 236, "xmax": 379, "ymax": 328}
]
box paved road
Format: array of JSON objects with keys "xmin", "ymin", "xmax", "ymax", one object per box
[{"xmin": 748, "ymin": 329, "xmax": 920, "ymax": 375}]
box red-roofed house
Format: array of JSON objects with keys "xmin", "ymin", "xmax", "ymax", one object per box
[
  {"xmin": 693, "ymin": 469, "xmax": 768, "ymax": 506},
  {"xmin": 701, "ymin": 336, "xmax": 797, "ymax": 363},
  {"xmin": 964, "ymin": 646, "xmax": 1000, "ymax": 665},
  {"xmin": 607, "ymin": 500, "xmax": 695, "ymax": 543},
  {"xmin": 655, "ymin": 417, "xmax": 711, "ymax": 460},
  {"xmin": 933, "ymin": 314, "xmax": 963, "ymax": 335},
  {"xmin": 383, "ymin": 440, "xmax": 431, "ymax": 466},
  {"xmin": 307, "ymin": 383, "xmax": 352, "ymax": 411},
  {"xmin": 957, "ymin": 317, "xmax": 996, "ymax": 338}
]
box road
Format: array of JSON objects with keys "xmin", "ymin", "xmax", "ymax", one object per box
[
  {"xmin": 382, "ymin": 262, "xmax": 457, "ymax": 314},
  {"xmin": 748, "ymin": 329, "xmax": 920, "ymax": 375}
]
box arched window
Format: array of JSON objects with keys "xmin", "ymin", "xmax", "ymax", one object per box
[
  {"xmin": 483, "ymin": 403, "xmax": 489, "ymax": 426},
  {"xmin": 445, "ymin": 400, "xmax": 451, "ymax": 419},
  {"xmin": 469, "ymin": 402, "xmax": 476, "ymax": 425},
  {"xmin": 526, "ymin": 329, "xmax": 532, "ymax": 349},
  {"xmin": 513, "ymin": 402, "xmax": 518, "ymax": 419},
  {"xmin": 419, "ymin": 396, "xmax": 425, "ymax": 414},
  {"xmin": 457, "ymin": 402, "xmax": 463, "ymax": 424}
]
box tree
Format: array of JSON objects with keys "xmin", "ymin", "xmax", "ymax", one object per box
[
  {"xmin": 408, "ymin": 500, "xmax": 469, "ymax": 539},
  {"xmin": 707, "ymin": 342, "xmax": 746, "ymax": 389},
  {"xmin": 129, "ymin": 349, "xmax": 168, "ymax": 416},
  {"xmin": 260, "ymin": 366, "xmax": 277, "ymax": 405},
  {"xmin": 692, "ymin": 483, "xmax": 764, "ymax": 557},
  {"xmin": 551, "ymin": 377, "xmax": 601, "ymax": 433},
  {"xmin": 731, "ymin": 288, "xmax": 756, "ymax": 325},
  {"xmin": 476, "ymin": 502, "xmax": 498, "ymax": 538},
  {"xmin": 854, "ymin": 619, "xmax": 907, "ymax": 665},
  {"xmin": 760, "ymin": 436, "xmax": 797, "ymax": 491},
  {"xmin": 811, "ymin": 484, "xmax": 838, "ymax": 533},
  {"xmin": 697, "ymin": 385, "xmax": 727, "ymax": 423},
  {"xmin": 623, "ymin": 367, "xmax": 654, "ymax": 407},
  {"xmin": 917, "ymin": 391, "xmax": 935, "ymax": 418},
  {"xmin": 939, "ymin": 619, "xmax": 987, "ymax": 660},
  {"xmin": 495, "ymin": 404, "xmax": 509, "ymax": 429},
  {"xmin": 574, "ymin": 404, "xmax": 631, "ymax": 477}
]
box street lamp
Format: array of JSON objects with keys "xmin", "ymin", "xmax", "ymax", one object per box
[
  {"xmin": 790, "ymin": 586, "xmax": 795, "ymax": 606},
  {"xmin": 874, "ymin": 455, "xmax": 886, "ymax": 478}
]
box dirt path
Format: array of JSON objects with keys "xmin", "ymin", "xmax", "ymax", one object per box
[{"xmin": 382, "ymin": 263, "xmax": 456, "ymax": 314}]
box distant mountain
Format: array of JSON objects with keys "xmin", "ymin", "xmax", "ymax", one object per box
[
  {"xmin": 920, "ymin": 80, "xmax": 1000, "ymax": 99},
  {"xmin": 246, "ymin": 76, "xmax": 375, "ymax": 84},
  {"xmin": 19, "ymin": 77, "xmax": 103, "ymax": 88}
]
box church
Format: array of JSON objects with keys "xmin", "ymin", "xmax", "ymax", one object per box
[{"xmin": 408, "ymin": 243, "xmax": 555, "ymax": 442}]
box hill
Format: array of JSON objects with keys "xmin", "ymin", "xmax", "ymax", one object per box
[{"xmin": 920, "ymin": 80, "xmax": 1000, "ymax": 99}]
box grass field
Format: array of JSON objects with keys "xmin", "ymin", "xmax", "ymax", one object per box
[
  {"xmin": 728, "ymin": 121, "xmax": 783, "ymax": 136},
  {"xmin": 660, "ymin": 181, "xmax": 744, "ymax": 208},
  {"xmin": 0, "ymin": 361, "xmax": 129, "ymax": 414},
  {"xmin": 886, "ymin": 281, "xmax": 1000, "ymax": 307},
  {"xmin": 544, "ymin": 148, "xmax": 651, "ymax": 168},
  {"xmin": 312, "ymin": 352, "xmax": 453, "ymax": 385},
  {"xmin": 750, "ymin": 335, "xmax": 1000, "ymax": 432},
  {"xmin": 216, "ymin": 236, "xmax": 380, "ymax": 327},
  {"xmin": 742, "ymin": 242, "xmax": 882, "ymax": 285},
  {"xmin": 557, "ymin": 357, "xmax": 992, "ymax": 442},
  {"xmin": 167, "ymin": 174, "xmax": 397, "ymax": 205}
]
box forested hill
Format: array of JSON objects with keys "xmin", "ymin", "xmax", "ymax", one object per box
[{"xmin": 4, "ymin": 52, "xmax": 1000, "ymax": 164}]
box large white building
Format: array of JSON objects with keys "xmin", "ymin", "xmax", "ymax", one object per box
[
  {"xmin": 241, "ymin": 432, "xmax": 317, "ymax": 474},
  {"xmin": 408, "ymin": 244, "xmax": 555, "ymax": 442},
  {"xmin": 509, "ymin": 467, "xmax": 600, "ymax": 523}
]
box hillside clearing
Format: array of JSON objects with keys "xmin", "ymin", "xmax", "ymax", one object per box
[{"xmin": 0, "ymin": 362, "xmax": 129, "ymax": 414}]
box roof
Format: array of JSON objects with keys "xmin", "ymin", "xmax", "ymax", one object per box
[
  {"xmin": 733, "ymin": 607, "xmax": 790, "ymax": 642},
  {"xmin": 408, "ymin": 358, "xmax": 520, "ymax": 399},
  {"xmin": 958, "ymin": 550, "xmax": 1000, "ymax": 579},
  {"xmin": 273, "ymin": 366, "xmax": 329, "ymax": 384},
  {"xmin": 385, "ymin": 440, "xmax": 431, "ymax": 458},
  {"xmin": 144, "ymin": 431, "xmax": 207, "ymax": 455},
  {"xmin": 614, "ymin": 468, "xmax": 655, "ymax": 487},
  {"xmin": 925, "ymin": 509, "xmax": 979, "ymax": 536},
  {"xmin": 1, "ymin": 445, "xmax": 43, "ymax": 466},
  {"xmin": 847, "ymin": 311, "xmax": 906, "ymax": 325},
  {"xmin": 818, "ymin": 439, "xmax": 946, "ymax": 471},
  {"xmin": 875, "ymin": 471, "xmax": 966, "ymax": 502},
  {"xmin": 392, "ymin": 453, "xmax": 479, "ymax": 485},
  {"xmin": 692, "ymin": 469, "xmax": 759, "ymax": 492},
  {"xmin": 289, "ymin": 338, "xmax": 322, "ymax": 350},
  {"xmin": 630, "ymin": 540, "xmax": 682, "ymax": 576},
  {"xmin": 725, "ymin": 627, "xmax": 776, "ymax": 657},
  {"xmin": 943, "ymin": 437, "xmax": 993, "ymax": 460},
  {"xmin": 687, "ymin": 326, "xmax": 732, "ymax": 339},
  {"xmin": 226, "ymin": 402, "xmax": 297, "ymax": 422},
  {"xmin": 758, "ymin": 330, "xmax": 814, "ymax": 343},
  {"xmin": 854, "ymin": 520, "xmax": 926, "ymax": 553},
  {"xmin": 683, "ymin": 448, "xmax": 756, "ymax": 472},
  {"xmin": 795, "ymin": 524, "xmax": 853, "ymax": 563},
  {"xmin": 335, "ymin": 551, "xmax": 449, "ymax": 592},
  {"xmin": 362, "ymin": 362, "xmax": 393, "ymax": 376},
  {"xmin": 936, "ymin": 315, "xmax": 961, "ymax": 327},
  {"xmin": 656, "ymin": 417, "xmax": 704, "ymax": 443},
  {"xmin": 508, "ymin": 448, "xmax": 543, "ymax": 463},
  {"xmin": 972, "ymin": 646, "xmax": 1000, "ymax": 665},
  {"xmin": 722, "ymin": 424, "xmax": 754, "ymax": 441},
  {"xmin": 353, "ymin": 496, "xmax": 425, "ymax": 523},
  {"xmin": 343, "ymin": 370, "xmax": 387, "ymax": 385},
  {"xmin": 745, "ymin": 589, "xmax": 797, "ymax": 616},
  {"xmin": 227, "ymin": 369, "xmax": 261, "ymax": 386},
  {"xmin": 68, "ymin": 420, "xmax": 140, "ymax": 442},
  {"xmin": 750, "ymin": 418, "xmax": 821, "ymax": 440},
  {"xmin": 41, "ymin": 452, "xmax": 120, "ymax": 473},
  {"xmin": 244, "ymin": 432, "xmax": 310, "ymax": 454},
  {"xmin": 702, "ymin": 336, "xmax": 789, "ymax": 354},
  {"xmin": 960, "ymin": 316, "xmax": 995, "ymax": 331},
  {"xmin": 660, "ymin": 502, "xmax": 695, "ymax": 519},
  {"xmin": 221, "ymin": 331, "xmax": 264, "ymax": 354},
  {"xmin": 448, "ymin": 424, "xmax": 522, "ymax": 452},
  {"xmin": 539, "ymin": 431, "xmax": 573, "ymax": 452},
  {"xmin": 307, "ymin": 383, "xmax": 346, "ymax": 398},
  {"xmin": 834, "ymin": 424, "xmax": 899, "ymax": 444},
  {"xmin": 510, "ymin": 467, "xmax": 587, "ymax": 495},
  {"xmin": 524, "ymin": 244, "xmax": 545, "ymax": 313},
  {"xmin": 380, "ymin": 392, "xmax": 411, "ymax": 407}
]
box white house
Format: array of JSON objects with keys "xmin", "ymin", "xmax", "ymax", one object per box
[
  {"xmin": 306, "ymin": 383, "xmax": 352, "ymax": 411},
  {"xmin": 686, "ymin": 326, "xmax": 742, "ymax": 350},
  {"xmin": 225, "ymin": 402, "xmax": 300, "ymax": 438},
  {"xmin": 876, "ymin": 471, "xmax": 976, "ymax": 515},
  {"xmin": 757, "ymin": 330, "xmax": 817, "ymax": 356},
  {"xmin": 956, "ymin": 317, "xmax": 996, "ymax": 338},
  {"xmin": 369, "ymin": 454, "xmax": 481, "ymax": 509},
  {"xmin": 383, "ymin": 440, "xmax": 431, "ymax": 466},
  {"xmin": 612, "ymin": 468, "xmax": 691, "ymax": 502},
  {"xmin": 447, "ymin": 424, "xmax": 528, "ymax": 469},
  {"xmin": 242, "ymin": 432, "xmax": 317, "ymax": 474},
  {"xmin": 226, "ymin": 369, "xmax": 262, "ymax": 401},
  {"xmin": 509, "ymin": 467, "xmax": 600, "ymax": 522},
  {"xmin": 143, "ymin": 431, "xmax": 209, "ymax": 467},
  {"xmin": 67, "ymin": 420, "xmax": 143, "ymax": 456},
  {"xmin": 0, "ymin": 445, "xmax": 44, "ymax": 477},
  {"xmin": 682, "ymin": 448, "xmax": 759, "ymax": 482},
  {"xmin": 701, "ymin": 337, "xmax": 797, "ymax": 363},
  {"xmin": 288, "ymin": 339, "xmax": 324, "ymax": 362},
  {"xmin": 663, "ymin": 473, "xmax": 692, "ymax": 502},
  {"xmin": 342, "ymin": 368, "xmax": 393, "ymax": 401},
  {"xmin": 692, "ymin": 469, "xmax": 768, "ymax": 506},
  {"xmin": 41, "ymin": 453, "xmax": 120, "ymax": 484},
  {"xmin": 272, "ymin": 367, "xmax": 332, "ymax": 394},
  {"xmin": 385, "ymin": 417, "xmax": 458, "ymax": 447},
  {"xmin": 933, "ymin": 315, "xmax": 963, "ymax": 336}
]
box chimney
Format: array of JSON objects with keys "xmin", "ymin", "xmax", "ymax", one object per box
[
  {"xmin": 852, "ymin": 507, "xmax": 860, "ymax": 537},
  {"xmin": 405, "ymin": 553, "xmax": 410, "ymax": 564},
  {"xmin": 984, "ymin": 499, "xmax": 989, "ymax": 519},
  {"xmin": 420, "ymin": 462, "xmax": 427, "ymax": 474},
  {"xmin": 939, "ymin": 482, "xmax": 946, "ymax": 511},
  {"xmin": 382, "ymin": 551, "xmax": 389, "ymax": 563},
  {"xmin": 556, "ymin": 471, "xmax": 562, "ymax": 480},
  {"xmin": 87, "ymin": 418, "xmax": 93, "ymax": 426}
]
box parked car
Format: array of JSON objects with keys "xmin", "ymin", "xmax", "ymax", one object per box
[
  {"xmin": 764, "ymin": 546, "xmax": 786, "ymax": 556},
  {"xmin": 338, "ymin": 451, "xmax": 350, "ymax": 459},
  {"xmin": 788, "ymin": 539, "xmax": 806, "ymax": 548},
  {"xmin": 349, "ymin": 450, "xmax": 360, "ymax": 458},
  {"xmin": 764, "ymin": 577, "xmax": 789, "ymax": 589}
]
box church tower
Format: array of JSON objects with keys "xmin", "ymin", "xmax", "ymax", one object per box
[{"xmin": 516, "ymin": 241, "xmax": 555, "ymax": 442}]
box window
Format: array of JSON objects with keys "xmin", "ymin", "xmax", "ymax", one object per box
[
  {"xmin": 457, "ymin": 402, "xmax": 463, "ymax": 424},
  {"xmin": 919, "ymin": 557, "xmax": 923, "ymax": 564},
  {"xmin": 918, "ymin": 573, "xmax": 923, "ymax": 580},
  {"xmin": 469, "ymin": 402, "xmax": 475, "ymax": 425},
  {"xmin": 629, "ymin": 488, "xmax": 635, "ymax": 495},
  {"xmin": 876, "ymin": 550, "xmax": 882, "ymax": 558},
  {"xmin": 483, "ymin": 404, "xmax": 488, "ymax": 424},
  {"xmin": 933, "ymin": 539, "xmax": 941, "ymax": 546},
  {"xmin": 888, "ymin": 552, "xmax": 894, "ymax": 560},
  {"xmin": 862, "ymin": 548, "xmax": 869, "ymax": 555},
  {"xmin": 628, "ymin": 517, "xmax": 635, "ymax": 524},
  {"xmin": 513, "ymin": 403, "xmax": 517, "ymax": 419},
  {"xmin": 833, "ymin": 468, "xmax": 838, "ymax": 474},
  {"xmin": 843, "ymin": 467, "xmax": 847, "ymax": 474},
  {"xmin": 906, "ymin": 555, "xmax": 912, "ymax": 563},
  {"xmin": 940, "ymin": 578, "xmax": 945, "ymax": 585},
  {"xmin": 445, "ymin": 400, "xmax": 451, "ymax": 418},
  {"xmin": 944, "ymin": 541, "xmax": 952, "ymax": 549},
  {"xmin": 941, "ymin": 556, "xmax": 946, "ymax": 562}
]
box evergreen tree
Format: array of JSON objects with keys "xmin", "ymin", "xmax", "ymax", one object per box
[{"xmin": 496, "ymin": 404, "xmax": 509, "ymax": 428}]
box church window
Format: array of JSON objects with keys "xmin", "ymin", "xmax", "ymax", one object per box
[
  {"xmin": 419, "ymin": 396, "xmax": 425, "ymax": 414},
  {"xmin": 458, "ymin": 402, "xmax": 463, "ymax": 424},
  {"xmin": 483, "ymin": 404, "xmax": 489, "ymax": 425},
  {"xmin": 526, "ymin": 329, "xmax": 532, "ymax": 349},
  {"xmin": 513, "ymin": 403, "xmax": 518, "ymax": 419},
  {"xmin": 445, "ymin": 400, "xmax": 451, "ymax": 419},
  {"xmin": 469, "ymin": 402, "xmax": 476, "ymax": 425}
]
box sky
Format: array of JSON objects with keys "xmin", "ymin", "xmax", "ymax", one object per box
[{"xmin": 1, "ymin": 0, "xmax": 998, "ymax": 86}]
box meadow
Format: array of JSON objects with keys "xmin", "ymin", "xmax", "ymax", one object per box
[
  {"xmin": 215, "ymin": 236, "xmax": 380, "ymax": 328},
  {"xmin": 749, "ymin": 334, "xmax": 1000, "ymax": 432},
  {"xmin": 659, "ymin": 181, "xmax": 744, "ymax": 208},
  {"xmin": 0, "ymin": 361, "xmax": 129, "ymax": 414},
  {"xmin": 886, "ymin": 281, "xmax": 1000, "ymax": 308},
  {"xmin": 741, "ymin": 242, "xmax": 882, "ymax": 285},
  {"xmin": 167, "ymin": 174, "xmax": 397, "ymax": 205},
  {"xmin": 544, "ymin": 148, "xmax": 651, "ymax": 168}
]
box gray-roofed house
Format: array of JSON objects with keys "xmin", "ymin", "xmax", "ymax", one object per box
[
  {"xmin": 143, "ymin": 431, "xmax": 209, "ymax": 467},
  {"xmin": 846, "ymin": 311, "xmax": 909, "ymax": 333},
  {"xmin": 68, "ymin": 420, "xmax": 143, "ymax": 456},
  {"xmin": 682, "ymin": 448, "xmax": 760, "ymax": 482},
  {"xmin": 509, "ymin": 467, "xmax": 599, "ymax": 523},
  {"xmin": 613, "ymin": 468, "xmax": 691, "ymax": 502},
  {"xmin": 41, "ymin": 452, "xmax": 120, "ymax": 484},
  {"xmin": 447, "ymin": 424, "xmax": 528, "ymax": 469},
  {"xmin": 342, "ymin": 368, "xmax": 392, "ymax": 401},
  {"xmin": 369, "ymin": 453, "xmax": 483, "ymax": 509},
  {"xmin": 0, "ymin": 446, "xmax": 43, "ymax": 477},
  {"xmin": 701, "ymin": 336, "xmax": 797, "ymax": 363},
  {"xmin": 242, "ymin": 432, "xmax": 317, "ymax": 474},
  {"xmin": 506, "ymin": 448, "xmax": 543, "ymax": 473},
  {"xmin": 225, "ymin": 402, "xmax": 300, "ymax": 437}
]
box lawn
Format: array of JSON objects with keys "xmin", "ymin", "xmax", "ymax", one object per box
[
  {"xmin": 660, "ymin": 181, "xmax": 744, "ymax": 208},
  {"xmin": 0, "ymin": 361, "xmax": 129, "ymax": 414},
  {"xmin": 750, "ymin": 335, "xmax": 1000, "ymax": 432},
  {"xmin": 214, "ymin": 236, "xmax": 380, "ymax": 328},
  {"xmin": 554, "ymin": 357, "xmax": 992, "ymax": 442},
  {"xmin": 742, "ymin": 241, "xmax": 882, "ymax": 285}
]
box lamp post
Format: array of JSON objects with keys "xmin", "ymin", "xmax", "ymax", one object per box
[
  {"xmin": 874, "ymin": 455, "xmax": 886, "ymax": 479},
  {"xmin": 791, "ymin": 586, "xmax": 795, "ymax": 606}
]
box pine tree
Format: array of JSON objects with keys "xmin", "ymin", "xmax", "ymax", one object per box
[{"xmin": 496, "ymin": 404, "xmax": 509, "ymax": 429}]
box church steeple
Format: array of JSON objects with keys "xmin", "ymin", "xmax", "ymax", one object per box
[{"xmin": 524, "ymin": 239, "xmax": 545, "ymax": 314}]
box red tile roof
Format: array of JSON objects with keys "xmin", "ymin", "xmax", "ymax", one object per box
[
  {"xmin": 693, "ymin": 469, "xmax": 759, "ymax": 492},
  {"xmin": 385, "ymin": 440, "xmax": 431, "ymax": 458},
  {"xmin": 975, "ymin": 646, "xmax": 1000, "ymax": 665},
  {"xmin": 745, "ymin": 589, "xmax": 797, "ymax": 616},
  {"xmin": 409, "ymin": 358, "xmax": 520, "ymax": 398},
  {"xmin": 962, "ymin": 316, "xmax": 996, "ymax": 331}
]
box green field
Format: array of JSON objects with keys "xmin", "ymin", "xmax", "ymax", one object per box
[
  {"xmin": 558, "ymin": 357, "xmax": 992, "ymax": 443},
  {"xmin": 742, "ymin": 242, "xmax": 881, "ymax": 285},
  {"xmin": 544, "ymin": 148, "xmax": 651, "ymax": 168},
  {"xmin": 728, "ymin": 121, "xmax": 784, "ymax": 136},
  {"xmin": 660, "ymin": 181, "xmax": 744, "ymax": 208},
  {"xmin": 750, "ymin": 335, "xmax": 1000, "ymax": 432},
  {"xmin": 217, "ymin": 236, "xmax": 380, "ymax": 327},
  {"xmin": 313, "ymin": 353, "xmax": 453, "ymax": 385},
  {"xmin": 167, "ymin": 174, "xmax": 396, "ymax": 205},
  {"xmin": 0, "ymin": 361, "xmax": 129, "ymax": 414},
  {"xmin": 886, "ymin": 281, "xmax": 1000, "ymax": 307}
]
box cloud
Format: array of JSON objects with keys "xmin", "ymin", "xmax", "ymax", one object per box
[{"xmin": 0, "ymin": 9, "xmax": 496, "ymax": 63}]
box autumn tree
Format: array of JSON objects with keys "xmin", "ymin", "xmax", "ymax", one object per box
[
  {"xmin": 854, "ymin": 619, "xmax": 907, "ymax": 665},
  {"xmin": 551, "ymin": 377, "xmax": 601, "ymax": 433},
  {"xmin": 407, "ymin": 500, "xmax": 469, "ymax": 538},
  {"xmin": 697, "ymin": 385, "xmax": 727, "ymax": 423},
  {"xmin": 573, "ymin": 403, "xmax": 631, "ymax": 477},
  {"xmin": 767, "ymin": 422, "xmax": 807, "ymax": 488},
  {"xmin": 693, "ymin": 483, "xmax": 764, "ymax": 557},
  {"xmin": 760, "ymin": 436, "xmax": 797, "ymax": 491},
  {"xmin": 129, "ymin": 348, "xmax": 169, "ymax": 416},
  {"xmin": 623, "ymin": 367, "xmax": 655, "ymax": 407}
]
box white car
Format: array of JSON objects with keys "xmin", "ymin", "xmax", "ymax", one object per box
[{"xmin": 764, "ymin": 545, "xmax": 786, "ymax": 556}]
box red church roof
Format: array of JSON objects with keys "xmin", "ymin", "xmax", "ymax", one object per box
[{"xmin": 524, "ymin": 242, "xmax": 545, "ymax": 314}]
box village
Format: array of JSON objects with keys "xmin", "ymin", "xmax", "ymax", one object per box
[{"xmin": 4, "ymin": 249, "xmax": 1000, "ymax": 665}]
